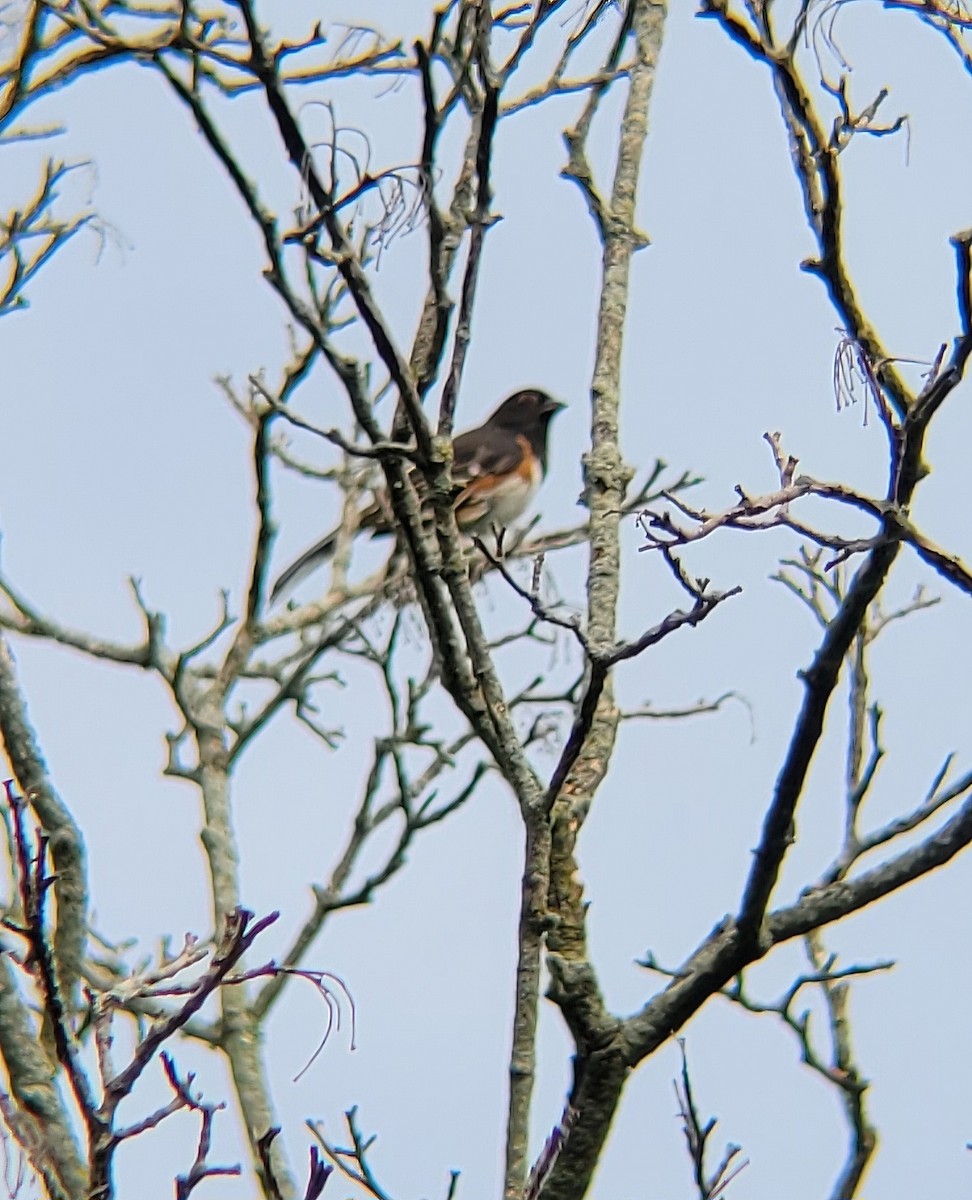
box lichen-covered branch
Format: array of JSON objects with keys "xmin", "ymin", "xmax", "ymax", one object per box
[
  {"xmin": 0, "ymin": 635, "xmax": 88, "ymax": 1008},
  {"xmin": 535, "ymin": 3, "xmax": 669, "ymax": 1198}
]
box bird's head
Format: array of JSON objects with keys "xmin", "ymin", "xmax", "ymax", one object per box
[{"xmin": 492, "ymin": 389, "xmax": 565, "ymax": 430}]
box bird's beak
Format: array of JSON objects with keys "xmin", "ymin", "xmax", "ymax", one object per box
[{"xmin": 546, "ymin": 399, "xmax": 567, "ymax": 415}]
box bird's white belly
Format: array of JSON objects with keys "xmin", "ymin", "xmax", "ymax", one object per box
[{"xmin": 470, "ymin": 456, "xmax": 542, "ymax": 531}]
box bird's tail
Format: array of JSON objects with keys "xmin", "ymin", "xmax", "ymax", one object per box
[{"xmin": 269, "ymin": 531, "xmax": 339, "ymax": 605}]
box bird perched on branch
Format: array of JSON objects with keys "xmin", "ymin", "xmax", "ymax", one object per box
[{"xmin": 270, "ymin": 388, "xmax": 565, "ymax": 604}]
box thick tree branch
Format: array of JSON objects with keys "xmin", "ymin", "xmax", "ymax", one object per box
[
  {"xmin": 538, "ymin": 3, "xmax": 668, "ymax": 1197},
  {"xmin": 0, "ymin": 635, "xmax": 88, "ymax": 1007}
]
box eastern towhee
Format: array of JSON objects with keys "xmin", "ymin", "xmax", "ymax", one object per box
[{"xmin": 271, "ymin": 388, "xmax": 564, "ymax": 603}]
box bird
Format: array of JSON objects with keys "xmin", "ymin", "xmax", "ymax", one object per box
[{"xmin": 270, "ymin": 388, "xmax": 565, "ymax": 604}]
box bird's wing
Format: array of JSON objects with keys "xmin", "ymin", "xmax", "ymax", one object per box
[
  {"xmin": 451, "ymin": 425, "xmax": 523, "ymax": 484},
  {"xmin": 451, "ymin": 429, "xmax": 538, "ymax": 528}
]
